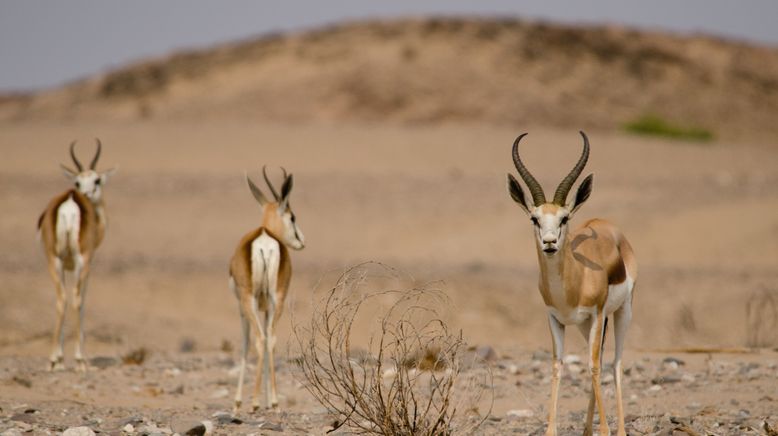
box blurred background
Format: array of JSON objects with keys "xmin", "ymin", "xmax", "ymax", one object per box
[{"xmin": 1, "ymin": 1, "xmax": 777, "ymax": 363}]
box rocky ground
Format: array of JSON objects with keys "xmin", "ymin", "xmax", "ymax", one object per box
[{"xmin": 1, "ymin": 347, "xmax": 776, "ymax": 435}]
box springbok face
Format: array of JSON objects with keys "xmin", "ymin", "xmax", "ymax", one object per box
[
  {"xmin": 61, "ymin": 139, "xmax": 115, "ymax": 203},
  {"xmin": 507, "ymin": 131, "xmax": 594, "ymax": 256},
  {"xmin": 246, "ymin": 166, "xmax": 305, "ymax": 250}
]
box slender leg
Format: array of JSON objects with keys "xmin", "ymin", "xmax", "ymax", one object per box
[
  {"xmin": 72, "ymin": 256, "xmax": 90, "ymax": 372},
  {"xmin": 576, "ymin": 318, "xmax": 595, "ymax": 436},
  {"xmin": 613, "ymin": 296, "xmax": 632, "ymax": 436},
  {"xmin": 266, "ymin": 305, "xmax": 280, "ymax": 408},
  {"xmin": 230, "ymin": 277, "xmax": 251, "ymax": 415},
  {"xmin": 546, "ymin": 313, "xmax": 565, "ymax": 436},
  {"xmin": 588, "ymin": 309, "xmax": 610, "ymax": 435},
  {"xmin": 266, "ymin": 268, "xmax": 282, "ymax": 409},
  {"xmin": 47, "ymin": 257, "xmax": 67, "ymax": 371},
  {"xmin": 247, "ymin": 299, "xmax": 267, "ymax": 412}
]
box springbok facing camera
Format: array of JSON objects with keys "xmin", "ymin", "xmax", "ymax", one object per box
[
  {"xmin": 38, "ymin": 140, "xmax": 115, "ymax": 371},
  {"xmin": 507, "ymin": 132, "xmax": 637, "ymax": 436},
  {"xmin": 230, "ymin": 167, "xmax": 305, "ymax": 413}
]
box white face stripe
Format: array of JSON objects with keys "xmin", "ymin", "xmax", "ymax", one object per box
[
  {"xmin": 530, "ymin": 205, "xmax": 570, "ymax": 254},
  {"xmin": 280, "ymin": 209, "xmax": 305, "ymax": 250}
]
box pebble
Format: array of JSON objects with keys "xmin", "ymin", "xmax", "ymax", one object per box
[
  {"xmin": 647, "ymin": 384, "xmax": 662, "ymax": 393},
  {"xmin": 89, "ymin": 356, "xmax": 118, "ymax": 369},
  {"xmin": 211, "ymin": 411, "xmax": 243, "ymax": 425},
  {"xmin": 563, "ymin": 354, "xmax": 582, "ymax": 365},
  {"xmin": 506, "ymin": 409, "xmax": 535, "ymax": 419},
  {"xmin": 532, "ymin": 349, "xmax": 551, "ymax": 361},
  {"xmin": 123, "ymin": 424, "xmax": 135, "ymax": 433},
  {"xmin": 10, "ymin": 413, "xmax": 36, "ymax": 424},
  {"xmin": 475, "ymin": 345, "xmax": 497, "ymax": 361},
  {"xmin": 651, "ymin": 374, "xmax": 681, "ymax": 385},
  {"xmin": 258, "ymin": 421, "xmax": 284, "ymax": 431},
  {"xmin": 172, "ymin": 419, "xmax": 213, "ymax": 436},
  {"xmin": 210, "ymin": 387, "xmax": 229, "ymax": 399},
  {"xmin": 62, "ymin": 427, "xmax": 96, "ymax": 436},
  {"xmin": 507, "ymin": 364, "xmax": 520, "ymax": 375}
]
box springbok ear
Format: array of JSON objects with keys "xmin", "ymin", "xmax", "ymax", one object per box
[
  {"xmin": 507, "ymin": 174, "xmax": 530, "ymax": 214},
  {"xmin": 100, "ymin": 167, "xmax": 117, "ymax": 184},
  {"xmin": 245, "ymin": 173, "xmax": 269, "ymax": 206},
  {"xmin": 279, "ymin": 174, "xmax": 294, "ymax": 210},
  {"xmin": 61, "ymin": 164, "xmax": 78, "ymax": 179},
  {"xmin": 570, "ymin": 173, "xmax": 594, "ymax": 214}
]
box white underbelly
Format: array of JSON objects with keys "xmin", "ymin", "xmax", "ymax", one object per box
[
  {"xmin": 547, "ymin": 273, "xmax": 634, "ymax": 325},
  {"xmin": 548, "ymin": 305, "xmax": 597, "ymax": 325}
]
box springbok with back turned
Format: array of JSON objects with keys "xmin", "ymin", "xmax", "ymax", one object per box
[
  {"xmin": 506, "ymin": 132, "xmax": 637, "ymax": 436},
  {"xmin": 230, "ymin": 167, "xmax": 305, "ymax": 413},
  {"xmin": 38, "ymin": 140, "xmax": 115, "ymax": 371}
]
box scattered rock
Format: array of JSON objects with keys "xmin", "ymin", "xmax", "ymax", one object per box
[
  {"xmin": 180, "ymin": 337, "xmax": 197, "ymax": 353},
  {"xmin": 662, "ymin": 357, "xmax": 685, "ymax": 371},
  {"xmin": 122, "ymin": 423, "xmax": 135, "ymax": 433},
  {"xmin": 90, "ymin": 356, "xmax": 119, "ymax": 369},
  {"xmin": 651, "ymin": 374, "xmax": 681, "ymax": 385},
  {"xmin": 172, "ymin": 419, "xmax": 213, "ymax": 436},
  {"xmin": 120, "ymin": 416, "xmax": 144, "ymax": 427},
  {"xmin": 10, "ymin": 413, "xmax": 36, "ymax": 424},
  {"xmin": 532, "ymin": 350, "xmax": 551, "ymax": 361},
  {"xmin": 647, "ymin": 384, "xmax": 662, "ymax": 393},
  {"xmin": 11, "ymin": 376, "xmax": 31, "ymax": 388},
  {"xmin": 506, "ymin": 409, "xmax": 535, "ymax": 419},
  {"xmin": 475, "ymin": 345, "xmax": 497, "ymax": 361},
  {"xmin": 62, "ymin": 427, "xmax": 96, "ymax": 436},
  {"xmin": 258, "ymin": 421, "xmax": 284, "ymax": 432},
  {"xmin": 170, "ymin": 384, "xmax": 185, "ymax": 395},
  {"xmin": 211, "ymin": 411, "xmax": 243, "ymax": 425},
  {"xmin": 210, "ymin": 387, "xmax": 229, "ymax": 399},
  {"xmin": 563, "ymin": 354, "xmax": 582, "ymax": 365},
  {"xmin": 13, "ymin": 422, "xmax": 32, "ymax": 433}
]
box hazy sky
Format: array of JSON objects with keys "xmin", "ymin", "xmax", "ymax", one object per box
[{"xmin": 2, "ymin": 1, "xmax": 777, "ymax": 92}]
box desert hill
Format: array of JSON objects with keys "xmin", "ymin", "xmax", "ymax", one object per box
[{"xmin": 3, "ymin": 17, "xmax": 778, "ymax": 139}]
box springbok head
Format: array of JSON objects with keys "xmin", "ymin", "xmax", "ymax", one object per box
[
  {"xmin": 60, "ymin": 139, "xmax": 115, "ymax": 203},
  {"xmin": 507, "ymin": 131, "xmax": 593, "ymax": 255},
  {"xmin": 246, "ymin": 166, "xmax": 305, "ymax": 250}
]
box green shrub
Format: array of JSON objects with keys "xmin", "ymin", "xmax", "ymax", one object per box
[{"xmin": 624, "ymin": 115, "xmax": 714, "ymax": 142}]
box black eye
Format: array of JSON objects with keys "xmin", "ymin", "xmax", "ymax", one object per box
[
  {"xmin": 530, "ymin": 217, "xmax": 539, "ymax": 226},
  {"xmin": 75, "ymin": 181, "xmax": 81, "ymax": 189},
  {"xmin": 291, "ymin": 214, "xmax": 296, "ymax": 223},
  {"xmin": 95, "ymin": 179, "xmax": 101, "ymax": 185},
  {"xmin": 560, "ymin": 216, "xmax": 569, "ymax": 225}
]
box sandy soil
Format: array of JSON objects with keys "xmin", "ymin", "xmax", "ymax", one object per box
[{"xmin": 1, "ymin": 120, "xmax": 777, "ymax": 434}]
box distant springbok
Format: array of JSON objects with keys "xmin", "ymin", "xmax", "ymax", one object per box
[
  {"xmin": 38, "ymin": 140, "xmax": 115, "ymax": 371},
  {"xmin": 230, "ymin": 167, "xmax": 305, "ymax": 413},
  {"xmin": 507, "ymin": 132, "xmax": 637, "ymax": 436}
]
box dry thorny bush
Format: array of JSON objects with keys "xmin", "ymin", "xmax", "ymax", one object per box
[{"xmin": 293, "ymin": 263, "xmax": 492, "ymax": 435}]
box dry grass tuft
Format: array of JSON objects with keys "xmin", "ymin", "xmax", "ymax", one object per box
[{"xmin": 294, "ymin": 263, "xmax": 492, "ymax": 435}]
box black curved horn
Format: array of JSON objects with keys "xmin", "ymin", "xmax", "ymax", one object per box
[
  {"xmin": 69, "ymin": 140, "xmax": 83, "ymax": 172},
  {"xmin": 262, "ymin": 165, "xmax": 280, "ymax": 201},
  {"xmin": 511, "ymin": 133, "xmax": 546, "ymax": 206},
  {"xmin": 89, "ymin": 138, "xmax": 102, "ymax": 170},
  {"xmin": 553, "ymin": 131, "xmax": 590, "ymax": 206}
]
